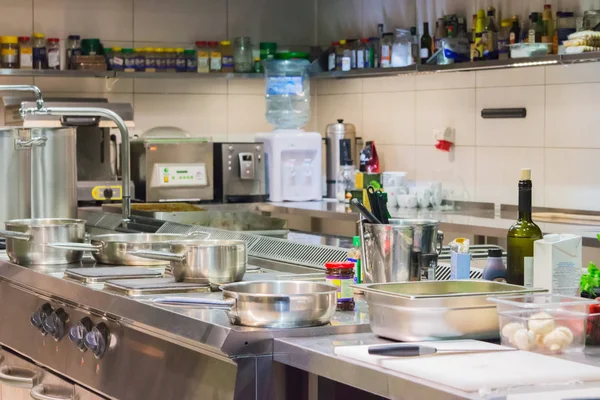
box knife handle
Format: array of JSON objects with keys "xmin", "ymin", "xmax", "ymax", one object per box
[{"xmin": 368, "ymin": 344, "xmax": 422, "ymax": 357}]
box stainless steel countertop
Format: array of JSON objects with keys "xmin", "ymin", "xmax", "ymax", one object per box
[{"xmin": 274, "ymin": 332, "xmax": 600, "ymax": 400}]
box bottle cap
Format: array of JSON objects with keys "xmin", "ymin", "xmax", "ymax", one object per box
[
  {"xmin": 1, "ymin": 36, "xmax": 18, "ymax": 44},
  {"xmin": 488, "ymin": 248, "xmax": 503, "ymax": 258},
  {"xmin": 122, "ymin": 48, "xmax": 133, "ymax": 53},
  {"xmin": 134, "ymin": 48, "xmax": 143, "ymax": 52},
  {"xmin": 47, "ymin": 38, "xmax": 59, "ymax": 43},
  {"xmin": 325, "ymin": 261, "xmax": 355, "ymax": 269},
  {"xmin": 112, "ymin": 47, "xmax": 123, "ymax": 52},
  {"xmin": 220, "ymin": 40, "xmax": 231, "ymax": 46},
  {"xmin": 196, "ymin": 41, "xmax": 207, "ymax": 46},
  {"xmin": 360, "ymin": 38, "xmax": 369, "ymax": 43},
  {"xmin": 67, "ymin": 35, "xmax": 81, "ymax": 40},
  {"xmin": 18, "ymin": 36, "xmax": 31, "ymax": 41},
  {"xmin": 340, "ymin": 39, "xmax": 347, "ymax": 44},
  {"xmin": 33, "ymin": 32, "xmax": 45, "ymax": 39},
  {"xmin": 144, "ymin": 47, "xmax": 153, "ymax": 52},
  {"xmin": 352, "ymin": 236, "xmax": 360, "ymax": 247},
  {"xmin": 176, "ymin": 48, "xmax": 184, "ymax": 53},
  {"xmin": 520, "ymin": 168, "xmax": 531, "ymax": 180}
]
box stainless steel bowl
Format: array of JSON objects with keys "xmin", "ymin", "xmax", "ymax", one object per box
[{"xmin": 0, "ymin": 218, "xmax": 86, "ymax": 265}]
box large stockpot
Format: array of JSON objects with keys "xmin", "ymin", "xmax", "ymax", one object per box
[
  {"xmin": 0, "ymin": 128, "xmax": 31, "ymax": 223},
  {"xmin": 45, "ymin": 233, "xmax": 208, "ymax": 266},
  {"xmin": 152, "ymin": 280, "xmax": 339, "ymax": 328},
  {"xmin": 132, "ymin": 240, "xmax": 246, "ymax": 285},
  {"xmin": 0, "ymin": 218, "xmax": 86, "ymax": 265}
]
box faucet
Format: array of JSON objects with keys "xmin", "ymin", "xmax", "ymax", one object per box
[{"xmin": 0, "ymin": 84, "xmax": 45, "ymax": 111}]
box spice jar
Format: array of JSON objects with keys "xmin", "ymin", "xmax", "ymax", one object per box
[
  {"xmin": 233, "ymin": 37, "xmax": 252, "ymax": 73},
  {"xmin": 144, "ymin": 47, "xmax": 155, "ymax": 72},
  {"xmin": 209, "ymin": 41, "xmax": 222, "ymax": 72},
  {"xmin": 32, "ymin": 32, "xmax": 47, "ymax": 70},
  {"xmin": 1, "ymin": 36, "xmax": 19, "ymax": 69},
  {"xmin": 155, "ymin": 48, "xmax": 165, "ymax": 71},
  {"xmin": 325, "ymin": 261, "xmax": 355, "ymax": 311},
  {"xmin": 112, "ymin": 47, "xmax": 124, "ymax": 71},
  {"xmin": 221, "ymin": 41, "xmax": 233, "ymax": 73},
  {"xmin": 134, "ymin": 47, "xmax": 145, "ymax": 71},
  {"xmin": 18, "ymin": 36, "xmax": 32, "ymax": 69},
  {"xmin": 184, "ymin": 49, "xmax": 196, "ymax": 72},
  {"xmin": 122, "ymin": 48, "xmax": 135, "ymax": 72},
  {"xmin": 47, "ymin": 38, "xmax": 60, "ymax": 70},
  {"xmin": 175, "ymin": 48, "xmax": 186, "ymax": 72}
]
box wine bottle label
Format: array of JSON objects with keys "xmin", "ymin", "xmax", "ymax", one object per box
[{"xmin": 524, "ymin": 257, "xmax": 534, "ymax": 287}]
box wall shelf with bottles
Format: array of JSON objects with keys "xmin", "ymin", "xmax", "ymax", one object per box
[{"xmin": 0, "ymin": 52, "xmax": 599, "ymax": 80}]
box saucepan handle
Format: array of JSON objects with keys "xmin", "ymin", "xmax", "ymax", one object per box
[
  {"xmin": 45, "ymin": 242, "xmax": 101, "ymax": 252},
  {"xmin": 152, "ymin": 297, "xmax": 235, "ymax": 309},
  {"xmin": 436, "ymin": 230, "xmax": 444, "ymax": 255},
  {"xmin": 186, "ymin": 230, "xmax": 210, "ymax": 239},
  {"xmin": 30, "ymin": 384, "xmax": 74, "ymax": 400},
  {"xmin": 130, "ymin": 250, "xmax": 185, "ymax": 262},
  {"xmin": 0, "ymin": 229, "xmax": 31, "ymax": 241}
]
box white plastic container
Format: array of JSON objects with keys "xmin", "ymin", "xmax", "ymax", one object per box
[
  {"xmin": 533, "ymin": 234, "xmax": 582, "ymax": 296},
  {"xmin": 488, "ymin": 294, "xmax": 596, "ymax": 354}
]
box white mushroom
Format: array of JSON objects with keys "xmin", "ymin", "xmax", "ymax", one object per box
[
  {"xmin": 543, "ymin": 327, "xmax": 574, "ymax": 352},
  {"xmin": 501, "ymin": 322, "xmax": 525, "ymax": 343},
  {"xmin": 528, "ymin": 312, "xmax": 555, "ymax": 335},
  {"xmin": 512, "ymin": 328, "xmax": 536, "ymax": 351}
]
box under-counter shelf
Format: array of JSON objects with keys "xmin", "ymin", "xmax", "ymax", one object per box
[{"xmin": 0, "ymin": 52, "xmax": 598, "ymax": 81}]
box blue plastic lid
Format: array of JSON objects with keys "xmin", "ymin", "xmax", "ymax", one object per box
[{"xmin": 68, "ymin": 35, "xmax": 81, "ymax": 40}]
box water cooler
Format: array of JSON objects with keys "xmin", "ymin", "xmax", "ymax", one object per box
[{"xmin": 256, "ymin": 56, "xmax": 322, "ymax": 202}]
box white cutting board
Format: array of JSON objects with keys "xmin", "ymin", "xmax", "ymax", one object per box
[{"xmin": 334, "ymin": 340, "xmax": 600, "ymax": 392}]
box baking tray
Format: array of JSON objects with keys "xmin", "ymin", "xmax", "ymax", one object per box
[
  {"xmin": 103, "ymin": 277, "xmax": 211, "ymax": 296},
  {"xmin": 103, "ymin": 202, "xmax": 205, "ymax": 213},
  {"xmin": 65, "ymin": 267, "xmax": 163, "ymax": 284},
  {"xmin": 353, "ymin": 280, "xmax": 547, "ymax": 342}
]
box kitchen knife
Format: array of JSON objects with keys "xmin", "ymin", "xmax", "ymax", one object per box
[{"xmin": 368, "ymin": 343, "xmax": 517, "ymax": 357}]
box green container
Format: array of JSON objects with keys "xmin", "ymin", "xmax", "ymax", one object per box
[
  {"xmin": 259, "ymin": 42, "xmax": 277, "ymax": 60},
  {"xmin": 81, "ymin": 38, "xmax": 102, "ymax": 55},
  {"xmin": 275, "ymin": 51, "xmax": 309, "ymax": 60}
]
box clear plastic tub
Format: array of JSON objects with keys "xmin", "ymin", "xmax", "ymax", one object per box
[
  {"xmin": 264, "ymin": 58, "xmax": 310, "ymax": 129},
  {"xmin": 509, "ymin": 43, "xmax": 552, "ymax": 58},
  {"xmin": 488, "ymin": 294, "xmax": 596, "ymax": 354}
]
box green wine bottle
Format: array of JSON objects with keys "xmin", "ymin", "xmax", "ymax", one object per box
[{"xmin": 507, "ymin": 168, "xmax": 543, "ymax": 286}]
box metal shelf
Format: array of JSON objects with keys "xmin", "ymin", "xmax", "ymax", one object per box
[
  {"xmin": 0, "ymin": 68, "xmax": 114, "ymax": 78},
  {"xmin": 114, "ymin": 71, "xmax": 264, "ymax": 79}
]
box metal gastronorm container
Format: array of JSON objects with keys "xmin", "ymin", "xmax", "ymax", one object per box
[{"xmin": 354, "ymin": 280, "xmax": 547, "ymax": 342}]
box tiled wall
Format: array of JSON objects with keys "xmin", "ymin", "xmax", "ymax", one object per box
[{"xmin": 314, "ymin": 63, "xmax": 600, "ymax": 211}]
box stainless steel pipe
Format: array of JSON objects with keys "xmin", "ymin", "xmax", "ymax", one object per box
[{"xmin": 0, "ymin": 85, "xmax": 44, "ymax": 110}]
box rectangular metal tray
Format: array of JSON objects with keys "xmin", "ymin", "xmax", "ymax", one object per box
[
  {"xmin": 64, "ymin": 267, "xmax": 163, "ymax": 284},
  {"xmin": 103, "ymin": 277, "xmax": 211, "ymax": 296},
  {"xmin": 354, "ymin": 280, "xmax": 547, "ymax": 342}
]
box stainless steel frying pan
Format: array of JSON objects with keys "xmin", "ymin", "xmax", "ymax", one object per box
[
  {"xmin": 152, "ymin": 280, "xmax": 338, "ymax": 328},
  {"xmin": 46, "ymin": 233, "xmax": 208, "ymax": 266}
]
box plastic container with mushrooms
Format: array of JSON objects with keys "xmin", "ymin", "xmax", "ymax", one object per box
[{"xmin": 488, "ymin": 294, "xmax": 597, "ymax": 354}]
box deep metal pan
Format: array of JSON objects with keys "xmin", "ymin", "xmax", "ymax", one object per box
[
  {"xmin": 152, "ymin": 280, "xmax": 338, "ymax": 328},
  {"xmin": 46, "ymin": 233, "xmax": 208, "ymax": 266}
]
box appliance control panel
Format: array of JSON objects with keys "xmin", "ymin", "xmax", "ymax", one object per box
[
  {"xmin": 152, "ymin": 163, "xmax": 208, "ymax": 187},
  {"xmin": 238, "ymin": 152, "xmax": 255, "ymax": 180}
]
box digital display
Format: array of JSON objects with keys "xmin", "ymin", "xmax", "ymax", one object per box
[{"xmin": 242, "ymin": 155, "xmax": 252, "ymax": 161}]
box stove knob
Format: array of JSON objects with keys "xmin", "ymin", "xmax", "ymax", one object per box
[
  {"xmin": 69, "ymin": 317, "xmax": 93, "ymax": 352},
  {"xmin": 30, "ymin": 303, "xmax": 53, "ymax": 335},
  {"xmin": 84, "ymin": 322, "xmax": 110, "ymax": 359},
  {"xmin": 43, "ymin": 308, "xmax": 69, "ymax": 341},
  {"xmin": 103, "ymin": 188, "xmax": 113, "ymax": 199}
]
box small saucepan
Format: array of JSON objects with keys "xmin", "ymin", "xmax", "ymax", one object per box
[
  {"xmin": 46, "ymin": 233, "xmax": 208, "ymax": 266},
  {"xmin": 131, "ymin": 239, "xmax": 246, "ymax": 285},
  {"xmin": 152, "ymin": 280, "xmax": 339, "ymax": 328},
  {"xmin": 0, "ymin": 218, "xmax": 86, "ymax": 265}
]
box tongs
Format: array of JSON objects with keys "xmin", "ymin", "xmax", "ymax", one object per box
[{"xmin": 367, "ymin": 186, "xmax": 390, "ymax": 224}]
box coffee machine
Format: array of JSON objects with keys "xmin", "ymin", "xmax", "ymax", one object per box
[
  {"xmin": 324, "ymin": 119, "xmax": 359, "ymax": 198},
  {"xmin": 213, "ymin": 142, "xmax": 267, "ymax": 203}
]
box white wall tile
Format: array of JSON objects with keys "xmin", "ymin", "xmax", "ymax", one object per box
[
  {"xmin": 134, "ymin": 77, "xmax": 227, "ymax": 94},
  {"xmin": 476, "ymin": 67, "xmax": 545, "ymax": 88},
  {"xmin": 315, "ymin": 79, "xmax": 362, "ymax": 95},
  {"xmin": 546, "ymin": 63, "xmax": 600, "ymax": 85},
  {"xmin": 545, "ymin": 149, "xmax": 600, "ymax": 211},
  {"xmin": 415, "ymin": 71, "xmax": 474, "ymax": 90},
  {"xmin": 228, "ymin": 0, "xmax": 315, "ymax": 45},
  {"xmin": 475, "ymin": 86, "xmax": 545, "ymax": 147},
  {"xmin": 34, "ymin": 0, "xmax": 133, "ymax": 41},
  {"xmin": 34, "ymin": 77, "xmax": 133, "ymax": 93},
  {"xmin": 228, "ymin": 79, "xmax": 265, "ymax": 95},
  {"xmin": 378, "ymin": 145, "xmax": 415, "ymax": 178},
  {"xmin": 416, "ymin": 88, "xmax": 475, "ymax": 146},
  {"xmin": 0, "ymin": 77, "xmax": 34, "ymax": 86},
  {"xmin": 415, "ymin": 146, "xmax": 476, "ymax": 201},
  {"xmin": 227, "ymin": 94, "xmax": 271, "ymax": 135},
  {"xmin": 363, "ymin": 91, "xmax": 415, "ymax": 145},
  {"xmin": 0, "ymin": 0, "xmax": 33, "ymax": 36},
  {"xmin": 362, "ymin": 0, "xmax": 417, "ymax": 37},
  {"xmin": 362, "ymin": 75, "xmax": 415, "ymax": 93},
  {"xmin": 134, "ymin": 94, "xmax": 226, "ymax": 136},
  {"xmin": 133, "ymin": 0, "xmax": 227, "ymax": 43},
  {"xmin": 475, "ymin": 147, "xmax": 545, "ymax": 206},
  {"xmin": 546, "ymin": 83, "xmax": 600, "ymax": 149},
  {"xmin": 316, "ymin": 93, "xmax": 363, "ymax": 135},
  {"xmin": 317, "ymin": 0, "xmax": 362, "ymax": 46}
]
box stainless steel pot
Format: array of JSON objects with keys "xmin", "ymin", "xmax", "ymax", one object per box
[
  {"xmin": 132, "ymin": 239, "xmax": 246, "ymax": 284},
  {"xmin": 152, "ymin": 280, "xmax": 339, "ymax": 328},
  {"xmin": 0, "ymin": 128, "xmax": 31, "ymax": 223},
  {"xmin": 391, "ymin": 219, "xmax": 444, "ymax": 255},
  {"xmin": 46, "ymin": 233, "xmax": 207, "ymax": 266},
  {"xmin": 0, "ymin": 218, "xmax": 86, "ymax": 265}
]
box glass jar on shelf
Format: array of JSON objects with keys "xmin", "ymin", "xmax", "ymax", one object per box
[
  {"xmin": 134, "ymin": 47, "xmax": 145, "ymax": 71},
  {"xmin": 144, "ymin": 47, "xmax": 155, "ymax": 71},
  {"xmin": 18, "ymin": 36, "xmax": 32, "ymax": 69},
  {"xmin": 155, "ymin": 48, "xmax": 165, "ymax": 71},
  {"xmin": 1, "ymin": 36, "xmax": 19, "ymax": 69},
  {"xmin": 184, "ymin": 49, "xmax": 196, "ymax": 72},
  {"xmin": 122, "ymin": 48, "xmax": 135, "ymax": 71},
  {"xmin": 32, "ymin": 32, "xmax": 47, "ymax": 70},
  {"xmin": 175, "ymin": 48, "xmax": 186, "ymax": 72},
  {"xmin": 66, "ymin": 35, "xmax": 81, "ymax": 69},
  {"xmin": 46, "ymin": 38, "xmax": 60, "ymax": 70},
  {"xmin": 233, "ymin": 36, "xmax": 253, "ymax": 73},
  {"xmin": 112, "ymin": 47, "xmax": 124, "ymax": 71},
  {"xmin": 391, "ymin": 29, "xmax": 412, "ymax": 67}
]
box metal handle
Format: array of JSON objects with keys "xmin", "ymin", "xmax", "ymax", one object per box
[
  {"xmin": 15, "ymin": 136, "xmax": 48, "ymax": 149},
  {"xmin": 186, "ymin": 231, "xmax": 210, "ymax": 239},
  {"xmin": 436, "ymin": 230, "xmax": 444, "ymax": 255},
  {"xmin": 45, "ymin": 242, "xmax": 101, "ymax": 252},
  {"xmin": 130, "ymin": 250, "xmax": 185, "ymax": 263},
  {"xmin": 152, "ymin": 297, "xmax": 235, "ymax": 309},
  {"xmin": 0, "ymin": 366, "xmax": 38, "ymax": 388},
  {"xmin": 0, "ymin": 229, "xmax": 31, "ymax": 241},
  {"xmin": 30, "ymin": 384, "xmax": 74, "ymax": 400}
]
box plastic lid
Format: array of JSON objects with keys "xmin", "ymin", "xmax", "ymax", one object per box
[
  {"xmin": 275, "ymin": 51, "xmax": 309, "ymax": 60},
  {"xmin": 196, "ymin": 41, "xmax": 207, "ymax": 46},
  {"xmin": 47, "ymin": 38, "xmax": 59, "ymax": 43},
  {"xmin": 220, "ymin": 40, "xmax": 231, "ymax": 46},
  {"xmin": 259, "ymin": 42, "xmax": 277, "ymax": 49},
  {"xmin": 1, "ymin": 36, "xmax": 18, "ymax": 44},
  {"xmin": 352, "ymin": 236, "xmax": 360, "ymax": 247},
  {"xmin": 184, "ymin": 49, "xmax": 195, "ymax": 54},
  {"xmin": 209, "ymin": 41, "xmax": 219, "ymax": 46},
  {"xmin": 144, "ymin": 47, "xmax": 153, "ymax": 52},
  {"xmin": 155, "ymin": 48, "xmax": 164, "ymax": 53},
  {"xmin": 176, "ymin": 48, "xmax": 184, "ymax": 53},
  {"xmin": 360, "ymin": 38, "xmax": 369, "ymax": 43},
  {"xmin": 122, "ymin": 48, "xmax": 134, "ymax": 53},
  {"xmin": 18, "ymin": 36, "xmax": 30, "ymax": 41},
  {"xmin": 488, "ymin": 248, "xmax": 503, "ymax": 258},
  {"xmin": 67, "ymin": 35, "xmax": 81, "ymax": 40},
  {"xmin": 325, "ymin": 261, "xmax": 355, "ymax": 269},
  {"xmin": 33, "ymin": 32, "xmax": 45, "ymax": 39},
  {"xmin": 134, "ymin": 47, "xmax": 143, "ymax": 52},
  {"xmin": 112, "ymin": 46, "xmax": 123, "ymax": 51},
  {"xmin": 339, "ymin": 39, "xmax": 347, "ymax": 44},
  {"xmin": 104, "ymin": 47, "xmax": 112, "ymax": 52}
]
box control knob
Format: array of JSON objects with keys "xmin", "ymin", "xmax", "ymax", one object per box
[
  {"xmin": 30, "ymin": 303, "xmax": 53, "ymax": 335},
  {"xmin": 83, "ymin": 322, "xmax": 110, "ymax": 359},
  {"xmin": 43, "ymin": 308, "xmax": 69, "ymax": 341},
  {"xmin": 69, "ymin": 317, "xmax": 93, "ymax": 352},
  {"xmin": 103, "ymin": 188, "xmax": 113, "ymax": 199}
]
